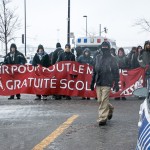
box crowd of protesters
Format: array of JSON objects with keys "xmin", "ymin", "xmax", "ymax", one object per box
[
  {"xmin": 2, "ymin": 40, "xmax": 150, "ymax": 101},
  {"xmin": 2, "ymin": 40, "xmax": 150, "ymax": 127}
]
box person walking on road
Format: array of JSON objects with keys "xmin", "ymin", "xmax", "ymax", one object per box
[
  {"xmin": 128, "ymin": 46, "xmax": 141, "ymax": 69},
  {"xmin": 90, "ymin": 41, "xmax": 119, "ymax": 126},
  {"xmin": 57, "ymin": 43, "xmax": 75, "ymax": 100},
  {"xmin": 77, "ymin": 48, "xmax": 93, "ymax": 100},
  {"xmin": 32, "ymin": 44, "xmax": 50, "ymax": 100},
  {"xmin": 138, "ymin": 41, "xmax": 150, "ymax": 89},
  {"xmin": 114, "ymin": 47, "xmax": 129, "ymax": 100},
  {"xmin": 51, "ymin": 42, "xmax": 64, "ymax": 65},
  {"xmin": 3, "ymin": 43, "xmax": 26, "ymax": 100}
]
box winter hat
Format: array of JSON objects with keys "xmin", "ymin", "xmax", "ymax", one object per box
[
  {"xmin": 38, "ymin": 44, "xmax": 44, "ymax": 50},
  {"xmin": 144, "ymin": 40, "xmax": 150, "ymax": 45},
  {"xmin": 137, "ymin": 45, "xmax": 142, "ymax": 49},
  {"xmin": 101, "ymin": 41, "xmax": 110, "ymax": 49},
  {"xmin": 10, "ymin": 43, "xmax": 17, "ymax": 50},
  {"xmin": 83, "ymin": 48, "xmax": 90, "ymax": 53},
  {"xmin": 65, "ymin": 43, "xmax": 71, "ymax": 49},
  {"xmin": 118, "ymin": 47, "xmax": 125, "ymax": 56},
  {"xmin": 83, "ymin": 48, "xmax": 91, "ymax": 56},
  {"xmin": 56, "ymin": 42, "xmax": 61, "ymax": 48}
]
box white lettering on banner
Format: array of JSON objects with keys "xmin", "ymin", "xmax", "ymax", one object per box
[
  {"xmin": 87, "ymin": 66, "xmax": 93, "ymax": 74},
  {"xmin": 56, "ymin": 63, "xmax": 64, "ymax": 72},
  {"xmin": 85, "ymin": 81, "xmax": 91, "ymax": 90},
  {"xmin": 50, "ymin": 79, "xmax": 57, "ymax": 88},
  {"xmin": 0, "ymin": 79, "xmax": 4, "ymax": 89},
  {"xmin": 68, "ymin": 80, "xmax": 74, "ymax": 90},
  {"xmin": 43, "ymin": 79, "xmax": 49, "ymax": 88},
  {"xmin": 5, "ymin": 78, "xmax": 58, "ymax": 90},
  {"xmin": 21, "ymin": 79, "xmax": 27, "ymax": 87},
  {"xmin": 72, "ymin": 64, "xmax": 78, "ymax": 72},
  {"xmin": 11, "ymin": 65, "xmax": 18, "ymax": 74},
  {"xmin": 28, "ymin": 78, "xmax": 34, "ymax": 86},
  {"xmin": 76, "ymin": 81, "xmax": 84, "ymax": 90},
  {"xmin": 6, "ymin": 80, "xmax": 13, "ymax": 90},
  {"xmin": 43, "ymin": 65, "xmax": 55, "ymax": 72},
  {"xmin": 0, "ymin": 63, "xmax": 92, "ymax": 75},
  {"xmin": 18, "ymin": 65, "xmax": 26, "ymax": 73},
  {"xmin": 2, "ymin": 65, "xmax": 9, "ymax": 74},
  {"xmin": 0, "ymin": 65, "xmax": 40, "ymax": 74},
  {"xmin": 65, "ymin": 63, "xmax": 71, "ymax": 72},
  {"xmin": 60, "ymin": 79, "xmax": 67, "ymax": 89},
  {"xmin": 40, "ymin": 78, "xmax": 44, "ymax": 88},
  {"xmin": 34, "ymin": 78, "xmax": 41, "ymax": 88},
  {"xmin": 14, "ymin": 80, "xmax": 21, "ymax": 89},
  {"xmin": 121, "ymin": 76, "xmax": 144, "ymax": 95},
  {"xmin": 78, "ymin": 65, "xmax": 84, "ymax": 74},
  {"xmin": 55, "ymin": 63, "xmax": 71, "ymax": 72},
  {"xmin": 119, "ymin": 69, "xmax": 128, "ymax": 76},
  {"xmin": 27, "ymin": 65, "xmax": 35, "ymax": 72},
  {"xmin": 60, "ymin": 79, "xmax": 90, "ymax": 91}
]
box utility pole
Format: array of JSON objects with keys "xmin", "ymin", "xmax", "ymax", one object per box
[
  {"xmin": 99, "ymin": 24, "xmax": 101, "ymax": 36},
  {"xmin": 24, "ymin": 0, "xmax": 27, "ymax": 56},
  {"xmin": 83, "ymin": 16, "xmax": 87, "ymax": 37},
  {"xmin": 67, "ymin": 0, "xmax": 70, "ymax": 44}
]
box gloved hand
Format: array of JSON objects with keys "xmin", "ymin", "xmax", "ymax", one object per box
[
  {"xmin": 113, "ymin": 83, "xmax": 119, "ymax": 92},
  {"xmin": 90, "ymin": 83, "xmax": 95, "ymax": 91}
]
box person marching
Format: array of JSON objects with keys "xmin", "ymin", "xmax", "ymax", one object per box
[
  {"xmin": 4, "ymin": 43, "xmax": 26, "ymax": 100},
  {"xmin": 90, "ymin": 41, "xmax": 119, "ymax": 126},
  {"xmin": 77, "ymin": 48, "xmax": 93, "ymax": 100},
  {"xmin": 57, "ymin": 43, "xmax": 75, "ymax": 100},
  {"xmin": 32, "ymin": 44, "xmax": 50, "ymax": 100}
]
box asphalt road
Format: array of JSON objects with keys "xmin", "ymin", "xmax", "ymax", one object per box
[{"xmin": 0, "ymin": 95, "xmax": 142, "ymax": 150}]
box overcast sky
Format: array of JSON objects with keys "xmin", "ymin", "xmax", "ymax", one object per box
[{"xmin": 6, "ymin": 0, "xmax": 150, "ymax": 49}]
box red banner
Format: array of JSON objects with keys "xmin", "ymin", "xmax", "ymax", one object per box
[{"xmin": 0, "ymin": 62, "xmax": 146, "ymax": 97}]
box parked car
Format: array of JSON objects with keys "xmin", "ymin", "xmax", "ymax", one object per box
[{"xmin": 133, "ymin": 87, "xmax": 150, "ymax": 150}]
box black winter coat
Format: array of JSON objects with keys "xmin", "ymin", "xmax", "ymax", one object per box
[
  {"xmin": 128, "ymin": 52, "xmax": 140, "ymax": 69},
  {"xmin": 32, "ymin": 52, "xmax": 50, "ymax": 68},
  {"xmin": 57, "ymin": 52, "xmax": 75, "ymax": 62},
  {"xmin": 77, "ymin": 55, "xmax": 93, "ymax": 66},
  {"xmin": 91, "ymin": 54, "xmax": 119, "ymax": 87},
  {"xmin": 4, "ymin": 50, "xmax": 26, "ymax": 65},
  {"xmin": 51, "ymin": 48, "xmax": 64, "ymax": 65}
]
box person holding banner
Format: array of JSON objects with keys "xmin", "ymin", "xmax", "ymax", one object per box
[
  {"xmin": 114, "ymin": 47, "xmax": 129, "ymax": 100},
  {"xmin": 90, "ymin": 41, "xmax": 119, "ymax": 126},
  {"xmin": 57, "ymin": 43, "xmax": 75, "ymax": 100},
  {"xmin": 3, "ymin": 43, "xmax": 26, "ymax": 100},
  {"xmin": 32, "ymin": 44, "xmax": 50, "ymax": 100},
  {"xmin": 77, "ymin": 48, "xmax": 93, "ymax": 100},
  {"xmin": 138, "ymin": 41, "xmax": 150, "ymax": 90}
]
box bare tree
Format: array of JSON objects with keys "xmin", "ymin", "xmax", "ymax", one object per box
[
  {"xmin": 134, "ymin": 18, "xmax": 150, "ymax": 33},
  {"xmin": 0, "ymin": 0, "xmax": 20, "ymax": 54}
]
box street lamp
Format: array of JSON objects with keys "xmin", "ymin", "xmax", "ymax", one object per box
[
  {"xmin": 67, "ymin": 0, "xmax": 70, "ymax": 44},
  {"xmin": 24, "ymin": 0, "xmax": 26, "ymax": 56},
  {"xmin": 83, "ymin": 15, "xmax": 87, "ymax": 37}
]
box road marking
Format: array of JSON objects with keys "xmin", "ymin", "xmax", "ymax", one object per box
[{"xmin": 32, "ymin": 114, "xmax": 79, "ymax": 150}]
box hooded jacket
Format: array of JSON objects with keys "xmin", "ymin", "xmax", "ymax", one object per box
[
  {"xmin": 91, "ymin": 43, "xmax": 119, "ymax": 87},
  {"xmin": 4, "ymin": 45, "xmax": 26, "ymax": 65},
  {"xmin": 77, "ymin": 48, "xmax": 93, "ymax": 66},
  {"xmin": 127, "ymin": 47, "xmax": 140, "ymax": 69},
  {"xmin": 115, "ymin": 48, "xmax": 130, "ymax": 69},
  {"xmin": 32, "ymin": 51, "xmax": 50, "ymax": 67},
  {"xmin": 57, "ymin": 51, "xmax": 75, "ymax": 62},
  {"xmin": 139, "ymin": 41, "xmax": 150, "ymax": 67},
  {"xmin": 51, "ymin": 43, "xmax": 64, "ymax": 65}
]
